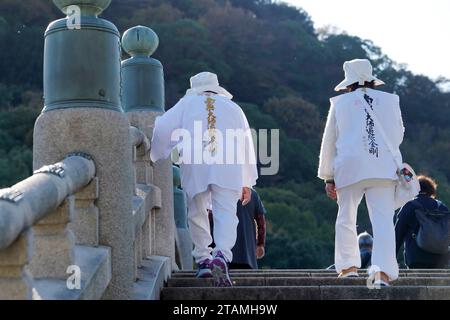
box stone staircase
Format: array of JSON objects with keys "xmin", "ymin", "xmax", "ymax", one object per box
[{"xmin": 162, "ymin": 269, "xmax": 450, "ymax": 300}]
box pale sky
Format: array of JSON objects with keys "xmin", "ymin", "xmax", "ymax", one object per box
[{"xmin": 284, "ymin": 0, "xmax": 450, "ymax": 80}]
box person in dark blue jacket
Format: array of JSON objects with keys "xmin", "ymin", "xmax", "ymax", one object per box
[
  {"xmin": 358, "ymin": 231, "xmax": 373, "ymax": 269},
  {"xmin": 395, "ymin": 175, "xmax": 450, "ymax": 268},
  {"xmin": 326, "ymin": 231, "xmax": 373, "ymax": 270}
]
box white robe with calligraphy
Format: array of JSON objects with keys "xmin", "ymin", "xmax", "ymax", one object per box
[
  {"xmin": 150, "ymin": 93, "xmax": 258, "ymax": 200},
  {"xmin": 318, "ymin": 88, "xmax": 405, "ymax": 189}
]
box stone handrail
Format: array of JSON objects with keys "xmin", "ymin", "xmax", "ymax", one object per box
[
  {"xmin": 0, "ymin": 154, "xmax": 95, "ymax": 249},
  {"xmin": 130, "ymin": 126, "xmax": 151, "ymax": 154},
  {"xmin": 0, "ymin": 0, "xmax": 188, "ymax": 300}
]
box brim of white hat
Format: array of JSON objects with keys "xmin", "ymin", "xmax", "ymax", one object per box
[
  {"xmin": 186, "ymin": 84, "xmax": 233, "ymax": 99},
  {"xmin": 334, "ymin": 77, "xmax": 385, "ymax": 92}
]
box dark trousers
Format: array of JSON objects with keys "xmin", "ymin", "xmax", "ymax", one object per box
[{"xmin": 229, "ymin": 263, "xmax": 252, "ymax": 269}]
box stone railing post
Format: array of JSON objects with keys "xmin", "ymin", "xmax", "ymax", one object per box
[
  {"xmin": 130, "ymin": 126, "xmax": 151, "ymax": 189},
  {"xmin": 0, "ymin": 231, "xmax": 33, "ymax": 300},
  {"xmin": 129, "ymin": 126, "xmax": 151, "ymax": 280},
  {"xmin": 29, "ymin": 197, "xmax": 75, "ymax": 279},
  {"xmin": 33, "ymin": 0, "xmax": 134, "ymax": 299},
  {"xmin": 121, "ymin": 26, "xmax": 176, "ymax": 269},
  {"xmin": 69, "ymin": 177, "xmax": 100, "ymax": 246},
  {"xmin": 173, "ymin": 166, "xmax": 193, "ymax": 270}
]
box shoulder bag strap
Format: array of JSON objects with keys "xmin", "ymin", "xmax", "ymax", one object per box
[{"xmin": 360, "ymin": 91, "xmax": 403, "ymax": 171}]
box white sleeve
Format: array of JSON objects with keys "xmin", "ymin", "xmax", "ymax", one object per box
[
  {"xmin": 317, "ymin": 100, "xmax": 337, "ymax": 181},
  {"xmin": 239, "ymin": 108, "xmax": 258, "ymax": 188},
  {"xmin": 394, "ymin": 95, "xmax": 405, "ymax": 147},
  {"xmin": 150, "ymin": 99, "xmax": 185, "ymax": 162}
]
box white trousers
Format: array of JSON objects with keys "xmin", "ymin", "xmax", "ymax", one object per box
[
  {"xmin": 187, "ymin": 184, "xmax": 241, "ymax": 264},
  {"xmin": 335, "ymin": 179, "xmax": 399, "ymax": 281}
]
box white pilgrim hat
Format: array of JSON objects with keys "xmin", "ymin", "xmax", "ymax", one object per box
[
  {"xmin": 334, "ymin": 59, "xmax": 385, "ymax": 91},
  {"xmin": 186, "ymin": 72, "xmax": 233, "ymax": 99}
]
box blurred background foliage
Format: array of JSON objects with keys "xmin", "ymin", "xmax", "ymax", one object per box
[{"xmin": 0, "ymin": 0, "xmax": 448, "ymax": 268}]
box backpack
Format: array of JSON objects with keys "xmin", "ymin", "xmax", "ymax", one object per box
[{"xmin": 412, "ymin": 199, "xmax": 450, "ymax": 255}]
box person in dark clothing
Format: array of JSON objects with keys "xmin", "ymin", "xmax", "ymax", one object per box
[
  {"xmin": 358, "ymin": 231, "xmax": 373, "ymax": 269},
  {"xmin": 230, "ymin": 189, "xmax": 266, "ymax": 269},
  {"xmin": 395, "ymin": 175, "xmax": 450, "ymax": 269},
  {"xmin": 326, "ymin": 231, "xmax": 373, "ymax": 270},
  {"xmin": 208, "ymin": 189, "xmax": 266, "ymax": 269}
]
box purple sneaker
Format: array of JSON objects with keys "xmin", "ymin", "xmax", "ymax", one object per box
[
  {"xmin": 210, "ymin": 251, "xmax": 232, "ymax": 287},
  {"xmin": 195, "ymin": 259, "xmax": 213, "ymax": 278}
]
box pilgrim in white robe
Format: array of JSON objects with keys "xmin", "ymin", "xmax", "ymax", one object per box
[
  {"xmin": 151, "ymin": 93, "xmax": 258, "ymax": 199},
  {"xmin": 150, "ymin": 92, "xmax": 258, "ymax": 263},
  {"xmin": 318, "ymin": 87, "xmax": 404, "ymax": 281}
]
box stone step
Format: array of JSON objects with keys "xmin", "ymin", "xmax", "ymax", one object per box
[
  {"xmin": 174, "ymin": 269, "xmax": 450, "ymax": 274},
  {"xmin": 167, "ymin": 276, "xmax": 450, "ymax": 288},
  {"xmin": 172, "ymin": 271, "xmax": 450, "ymax": 278},
  {"xmin": 164, "ymin": 269, "xmax": 450, "ymax": 300},
  {"xmin": 173, "ymin": 269, "xmax": 450, "ymax": 275},
  {"xmin": 161, "ymin": 285, "xmax": 450, "ymax": 300}
]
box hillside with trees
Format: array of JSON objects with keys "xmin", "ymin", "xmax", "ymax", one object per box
[{"xmin": 0, "ymin": 0, "xmax": 449, "ymax": 268}]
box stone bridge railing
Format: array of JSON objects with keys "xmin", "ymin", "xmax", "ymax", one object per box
[{"xmin": 0, "ymin": 0, "xmax": 191, "ymax": 300}]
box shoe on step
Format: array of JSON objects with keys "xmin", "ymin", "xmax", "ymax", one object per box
[
  {"xmin": 373, "ymin": 279, "xmax": 390, "ymax": 287},
  {"xmin": 196, "ymin": 259, "xmax": 213, "ymax": 278},
  {"xmin": 338, "ymin": 271, "xmax": 359, "ymax": 278},
  {"xmin": 210, "ymin": 251, "xmax": 232, "ymax": 287},
  {"xmin": 338, "ymin": 267, "xmax": 359, "ymax": 278}
]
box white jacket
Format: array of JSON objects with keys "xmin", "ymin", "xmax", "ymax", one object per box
[
  {"xmin": 318, "ymin": 88, "xmax": 405, "ymax": 189},
  {"xmin": 151, "ymin": 93, "xmax": 258, "ymax": 199}
]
